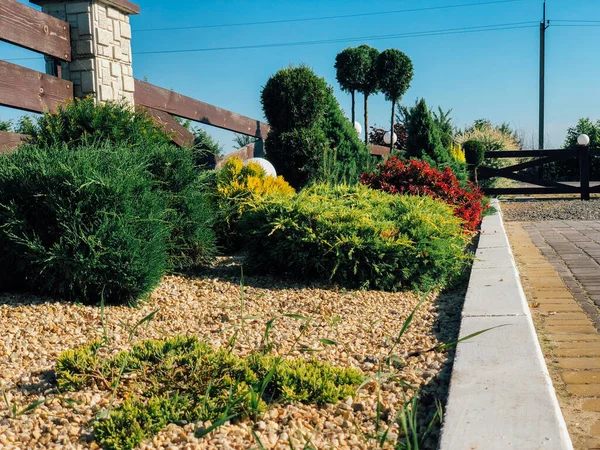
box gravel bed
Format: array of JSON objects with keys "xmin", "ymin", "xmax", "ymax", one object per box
[
  {"xmin": 0, "ymin": 261, "xmax": 465, "ymax": 449},
  {"xmin": 500, "ymin": 197, "xmax": 600, "ymax": 221}
]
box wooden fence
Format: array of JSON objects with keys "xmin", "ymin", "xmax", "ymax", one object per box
[
  {"xmin": 480, "ymin": 148, "xmax": 599, "ymax": 200},
  {"xmin": 0, "ymin": 0, "xmax": 390, "ymax": 161}
]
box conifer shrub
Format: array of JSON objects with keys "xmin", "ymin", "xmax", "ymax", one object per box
[
  {"xmin": 17, "ymin": 97, "xmax": 171, "ymax": 149},
  {"xmin": 463, "ymin": 139, "xmax": 486, "ymax": 168},
  {"xmin": 203, "ymin": 157, "xmax": 295, "ymax": 251},
  {"xmin": 262, "ymin": 66, "xmax": 374, "ymax": 189},
  {"xmin": 260, "ymin": 65, "xmax": 329, "ymax": 131},
  {"xmin": 0, "ymin": 144, "xmax": 169, "ymax": 305},
  {"xmin": 143, "ymin": 144, "xmax": 217, "ymax": 269},
  {"xmin": 360, "ymin": 156, "xmax": 486, "ymax": 231},
  {"xmin": 56, "ymin": 335, "xmax": 363, "ymax": 450},
  {"xmin": 239, "ymin": 184, "xmax": 469, "ymax": 291}
]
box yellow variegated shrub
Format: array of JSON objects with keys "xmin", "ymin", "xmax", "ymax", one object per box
[{"xmin": 448, "ymin": 142, "xmax": 466, "ymax": 164}]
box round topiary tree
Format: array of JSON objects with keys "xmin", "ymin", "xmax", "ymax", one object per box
[
  {"xmin": 355, "ymin": 44, "xmax": 380, "ymax": 146},
  {"xmin": 261, "ymin": 65, "xmax": 329, "ymax": 131},
  {"xmin": 462, "ymin": 139, "xmax": 486, "ymax": 184},
  {"xmin": 376, "ymin": 49, "xmax": 414, "ymax": 150},
  {"xmin": 334, "ymin": 47, "xmax": 363, "ymax": 125}
]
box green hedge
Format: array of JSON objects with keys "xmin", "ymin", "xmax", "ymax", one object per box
[
  {"xmin": 239, "ymin": 184, "xmax": 470, "ymax": 291},
  {"xmin": 0, "ymin": 144, "xmax": 168, "ymax": 305}
]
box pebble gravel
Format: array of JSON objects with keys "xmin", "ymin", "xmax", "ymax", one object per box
[
  {"xmin": 0, "ymin": 261, "xmax": 465, "ymax": 449},
  {"xmin": 501, "ymin": 197, "xmax": 600, "ymax": 221}
]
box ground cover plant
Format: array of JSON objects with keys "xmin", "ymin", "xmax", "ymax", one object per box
[
  {"xmin": 360, "ymin": 156, "xmax": 487, "ymax": 231},
  {"xmin": 56, "ymin": 334, "xmax": 363, "ymax": 450},
  {"xmin": 240, "ymin": 184, "xmax": 469, "ymax": 291}
]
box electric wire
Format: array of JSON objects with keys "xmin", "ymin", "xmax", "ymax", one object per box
[
  {"xmin": 135, "ymin": 0, "xmax": 522, "ymax": 32},
  {"xmin": 134, "ymin": 22, "xmax": 539, "ymax": 56}
]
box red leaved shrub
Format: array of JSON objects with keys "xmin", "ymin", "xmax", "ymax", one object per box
[{"xmin": 360, "ymin": 156, "xmax": 486, "ymax": 231}]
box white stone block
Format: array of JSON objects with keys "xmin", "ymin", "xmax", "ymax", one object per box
[
  {"xmin": 65, "ymin": 2, "xmax": 90, "ymax": 14},
  {"xmin": 120, "ymin": 22, "xmax": 131, "ymax": 39},
  {"xmin": 99, "ymin": 84, "xmax": 113, "ymax": 101},
  {"xmin": 112, "ymin": 20, "xmax": 121, "ymax": 41},
  {"xmin": 110, "ymin": 62, "xmax": 121, "ymax": 77},
  {"xmin": 106, "ymin": 5, "xmax": 121, "ymax": 19},
  {"xmin": 101, "ymin": 68, "xmax": 110, "ymax": 83},
  {"xmin": 113, "ymin": 45, "xmax": 122, "ymax": 61},
  {"xmin": 96, "ymin": 28, "xmax": 110, "ymax": 46},
  {"xmin": 122, "ymin": 76, "xmax": 134, "ymax": 93}
]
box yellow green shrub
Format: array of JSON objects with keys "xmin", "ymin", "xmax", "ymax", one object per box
[
  {"xmin": 209, "ymin": 157, "xmax": 294, "ymax": 251},
  {"xmin": 448, "ymin": 142, "xmax": 466, "ymax": 164}
]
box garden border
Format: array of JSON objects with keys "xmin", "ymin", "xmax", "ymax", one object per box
[{"xmin": 439, "ymin": 199, "xmax": 573, "ymax": 450}]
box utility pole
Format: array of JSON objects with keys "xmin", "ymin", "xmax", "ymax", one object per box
[{"xmin": 539, "ymin": 0, "xmax": 549, "ymax": 149}]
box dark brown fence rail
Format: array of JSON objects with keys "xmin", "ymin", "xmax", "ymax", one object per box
[
  {"xmin": 0, "ymin": 131, "xmax": 25, "ymax": 152},
  {"xmin": 480, "ymin": 148, "xmax": 599, "ymax": 200},
  {"xmin": 134, "ymin": 80, "xmax": 271, "ymax": 139},
  {"xmin": 143, "ymin": 107, "xmax": 194, "ymax": 147},
  {"xmin": 0, "ymin": 60, "xmax": 73, "ymax": 113},
  {"xmin": 0, "ymin": 0, "xmax": 71, "ymax": 61}
]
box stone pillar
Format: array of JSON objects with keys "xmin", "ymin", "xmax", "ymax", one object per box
[{"xmin": 31, "ymin": 0, "xmax": 139, "ymax": 105}]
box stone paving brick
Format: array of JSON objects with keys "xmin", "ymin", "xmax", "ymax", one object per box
[
  {"xmin": 567, "ymin": 384, "xmax": 600, "ymax": 396},
  {"xmin": 557, "ymin": 358, "xmax": 600, "ymax": 369},
  {"xmin": 584, "ymin": 399, "xmax": 600, "ymax": 411},
  {"xmin": 555, "ymin": 347, "xmax": 600, "ymax": 357},
  {"xmin": 562, "ymin": 371, "xmax": 600, "ymax": 384},
  {"xmin": 540, "ymin": 304, "xmax": 585, "ymax": 313},
  {"xmin": 592, "ymin": 421, "xmax": 600, "ymax": 436},
  {"xmin": 549, "ymin": 333, "xmax": 600, "ymax": 341}
]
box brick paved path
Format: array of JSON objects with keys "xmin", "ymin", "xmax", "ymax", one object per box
[
  {"xmin": 507, "ymin": 222, "xmax": 600, "ymax": 450},
  {"xmin": 522, "ymin": 220, "xmax": 600, "ymax": 329}
]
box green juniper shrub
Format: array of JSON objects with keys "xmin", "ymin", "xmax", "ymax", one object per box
[
  {"xmin": 143, "ymin": 144, "xmax": 217, "ymax": 269},
  {"xmin": 0, "ymin": 144, "xmax": 169, "ymax": 305},
  {"xmin": 56, "ymin": 335, "xmax": 363, "ymax": 450},
  {"xmin": 239, "ymin": 184, "xmax": 469, "ymax": 291},
  {"xmin": 16, "ymin": 97, "xmax": 171, "ymax": 149}
]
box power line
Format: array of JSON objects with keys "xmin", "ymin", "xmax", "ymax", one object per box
[
  {"xmin": 136, "ymin": 0, "xmax": 522, "ymax": 32},
  {"xmin": 133, "ymin": 22, "xmax": 539, "ymax": 56},
  {"xmin": 0, "ymin": 21, "xmax": 547, "ymax": 62},
  {"xmin": 551, "ymin": 19, "xmax": 600, "ymax": 23}
]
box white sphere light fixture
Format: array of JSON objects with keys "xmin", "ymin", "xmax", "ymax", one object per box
[
  {"xmin": 245, "ymin": 158, "xmax": 277, "ymax": 177},
  {"xmin": 354, "ymin": 121, "xmax": 362, "ymax": 135},
  {"xmin": 383, "ymin": 131, "xmax": 397, "ymax": 146},
  {"xmin": 577, "ymin": 134, "xmax": 591, "ymax": 147}
]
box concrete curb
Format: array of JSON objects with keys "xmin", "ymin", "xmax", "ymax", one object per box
[{"xmin": 439, "ymin": 199, "xmax": 574, "ymax": 450}]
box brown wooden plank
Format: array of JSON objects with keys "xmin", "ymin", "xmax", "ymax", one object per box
[
  {"xmin": 0, "ymin": 131, "xmax": 25, "ymax": 153},
  {"xmin": 0, "ymin": 60, "xmax": 73, "ymax": 113},
  {"xmin": 1, "ymin": 0, "xmax": 70, "ymax": 61},
  {"xmin": 370, "ymin": 144, "xmax": 391, "ymax": 156},
  {"xmin": 134, "ymin": 80, "xmax": 270, "ymax": 138},
  {"xmin": 143, "ymin": 107, "xmax": 194, "ymax": 148},
  {"xmin": 215, "ymin": 143, "xmax": 257, "ymax": 169}
]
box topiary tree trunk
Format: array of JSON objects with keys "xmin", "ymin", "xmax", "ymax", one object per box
[
  {"xmin": 390, "ymin": 100, "xmax": 396, "ymax": 151},
  {"xmin": 364, "ymin": 93, "xmax": 369, "ymax": 146}
]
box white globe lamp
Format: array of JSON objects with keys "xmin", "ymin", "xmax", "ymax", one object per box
[
  {"xmin": 245, "ymin": 158, "xmax": 277, "ymax": 177},
  {"xmin": 577, "ymin": 134, "xmax": 590, "ymax": 147},
  {"xmin": 383, "ymin": 131, "xmax": 397, "ymax": 146},
  {"xmin": 354, "ymin": 121, "xmax": 362, "ymax": 135}
]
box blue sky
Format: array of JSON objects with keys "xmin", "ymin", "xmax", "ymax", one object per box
[{"xmin": 2, "ymin": 0, "xmax": 600, "ymax": 152}]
